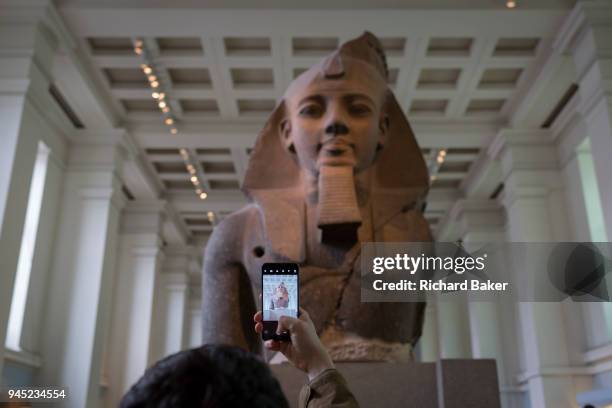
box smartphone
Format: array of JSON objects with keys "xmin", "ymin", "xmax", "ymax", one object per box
[{"xmin": 261, "ymin": 263, "xmax": 299, "ymax": 341}]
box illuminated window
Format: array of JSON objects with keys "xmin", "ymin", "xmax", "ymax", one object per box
[{"xmin": 5, "ymin": 142, "xmax": 50, "ymax": 351}]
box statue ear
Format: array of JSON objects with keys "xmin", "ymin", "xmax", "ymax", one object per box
[
  {"xmin": 377, "ymin": 113, "xmax": 390, "ymax": 152},
  {"xmin": 279, "ymin": 118, "xmax": 296, "ymax": 154},
  {"xmin": 374, "ymin": 90, "xmax": 429, "ymax": 191}
]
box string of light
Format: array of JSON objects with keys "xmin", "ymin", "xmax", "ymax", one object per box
[
  {"xmin": 428, "ymin": 148, "xmax": 447, "ymax": 183},
  {"xmin": 132, "ymin": 38, "xmax": 208, "ymax": 201}
]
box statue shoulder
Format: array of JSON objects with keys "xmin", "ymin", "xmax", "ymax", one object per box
[{"xmin": 203, "ymin": 204, "xmax": 263, "ymax": 261}]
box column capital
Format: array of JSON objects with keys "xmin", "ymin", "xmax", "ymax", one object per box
[
  {"xmin": 555, "ymin": 0, "xmax": 612, "ymax": 56},
  {"xmin": 489, "ymin": 128, "xmax": 564, "ymax": 196},
  {"xmin": 437, "ymin": 199, "xmax": 505, "ymax": 242},
  {"xmin": 162, "ymin": 249, "xmax": 191, "ymax": 275},
  {"xmin": 0, "ymin": 21, "xmax": 58, "ymax": 95},
  {"xmin": 121, "ymin": 199, "xmax": 168, "ymax": 236},
  {"xmin": 489, "ymin": 128, "xmax": 556, "ymax": 164},
  {"xmin": 162, "ymin": 272, "xmax": 190, "ymax": 292},
  {"xmin": 189, "ymin": 295, "xmax": 202, "ymax": 312}
]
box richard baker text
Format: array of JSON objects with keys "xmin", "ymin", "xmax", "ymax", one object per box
[{"xmin": 372, "ymin": 279, "xmax": 509, "ymax": 292}]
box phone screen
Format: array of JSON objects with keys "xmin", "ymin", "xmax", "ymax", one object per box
[{"xmin": 261, "ymin": 263, "xmax": 299, "ymax": 340}]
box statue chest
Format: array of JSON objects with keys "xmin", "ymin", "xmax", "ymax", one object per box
[{"xmin": 242, "ymin": 203, "xmax": 427, "ymax": 348}]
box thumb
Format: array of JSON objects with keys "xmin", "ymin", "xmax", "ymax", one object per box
[{"xmin": 277, "ymin": 315, "xmax": 299, "ymax": 334}]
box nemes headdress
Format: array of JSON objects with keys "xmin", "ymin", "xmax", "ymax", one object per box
[
  {"xmin": 242, "ymin": 32, "xmax": 429, "ymax": 260},
  {"xmin": 243, "ymin": 31, "xmax": 428, "ymax": 192}
]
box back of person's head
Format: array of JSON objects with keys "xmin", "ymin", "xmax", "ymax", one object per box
[{"xmin": 120, "ymin": 344, "xmax": 289, "ymax": 408}]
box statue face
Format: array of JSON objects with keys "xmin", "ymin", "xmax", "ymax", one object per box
[{"xmin": 282, "ymin": 79, "xmax": 388, "ymax": 175}]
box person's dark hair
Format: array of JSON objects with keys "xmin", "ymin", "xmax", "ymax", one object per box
[{"xmin": 120, "ymin": 344, "xmax": 289, "ymax": 408}]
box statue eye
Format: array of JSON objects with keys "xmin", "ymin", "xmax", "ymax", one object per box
[
  {"xmin": 299, "ymin": 104, "xmax": 323, "ymax": 117},
  {"xmin": 348, "ymin": 104, "xmax": 372, "ymax": 116}
]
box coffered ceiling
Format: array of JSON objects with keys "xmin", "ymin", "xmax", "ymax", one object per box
[{"xmin": 52, "ymin": 1, "xmax": 577, "ymax": 243}]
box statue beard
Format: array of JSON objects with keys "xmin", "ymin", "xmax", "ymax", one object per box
[{"xmin": 316, "ymin": 165, "xmax": 362, "ymax": 243}]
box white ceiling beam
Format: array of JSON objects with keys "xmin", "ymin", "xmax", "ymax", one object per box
[{"xmin": 60, "ymin": 9, "xmax": 568, "ymax": 38}]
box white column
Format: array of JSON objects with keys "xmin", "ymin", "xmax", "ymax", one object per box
[
  {"xmin": 39, "ymin": 142, "xmax": 126, "ymax": 408},
  {"xmin": 454, "ymin": 200, "xmax": 509, "ymax": 390},
  {"xmin": 106, "ymin": 201, "xmax": 165, "ymax": 408},
  {"xmin": 161, "ymin": 272, "xmax": 189, "ymax": 357},
  {"xmin": 436, "ymin": 301, "xmax": 472, "ymax": 359},
  {"xmin": 493, "ymin": 128, "xmax": 579, "ymax": 407},
  {"xmin": 418, "ymin": 303, "xmax": 439, "ymax": 362},
  {"xmin": 17, "ymin": 151, "xmax": 66, "ymax": 354},
  {"xmin": 433, "ymin": 202, "xmax": 475, "ymax": 360},
  {"xmin": 188, "ymin": 297, "xmax": 203, "ymax": 348},
  {"xmin": 455, "ymin": 200, "xmax": 506, "ymax": 359},
  {"xmin": 560, "ymin": 138, "xmax": 612, "ymax": 350},
  {"xmin": 0, "ymin": 15, "xmax": 58, "ymax": 376}
]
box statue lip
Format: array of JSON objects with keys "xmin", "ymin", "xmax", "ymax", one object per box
[
  {"xmin": 321, "ymin": 139, "xmax": 355, "ymax": 155},
  {"xmin": 326, "ymin": 148, "xmax": 347, "ymax": 156}
]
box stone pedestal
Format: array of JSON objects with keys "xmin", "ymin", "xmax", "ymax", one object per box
[{"xmin": 271, "ymin": 359, "xmax": 500, "ymax": 408}]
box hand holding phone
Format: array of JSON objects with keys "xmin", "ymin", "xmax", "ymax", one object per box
[
  {"xmin": 261, "ymin": 263, "xmax": 299, "ymax": 341},
  {"xmin": 254, "ymin": 308, "xmax": 335, "ymax": 381}
]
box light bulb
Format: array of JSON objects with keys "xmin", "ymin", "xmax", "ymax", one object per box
[
  {"xmin": 165, "ymin": 118, "xmax": 174, "ymax": 125},
  {"xmin": 170, "ymin": 128, "xmax": 178, "ymax": 135},
  {"xmin": 162, "ymin": 106, "xmax": 169, "ymax": 113},
  {"xmin": 151, "ymin": 81, "xmax": 159, "ymax": 88},
  {"xmin": 134, "ymin": 48, "xmax": 142, "ymax": 55},
  {"xmin": 439, "ymin": 150, "xmax": 447, "ymax": 157},
  {"xmin": 158, "ymin": 92, "xmax": 165, "ymax": 100},
  {"xmin": 143, "ymin": 67, "xmax": 152, "ymax": 75},
  {"xmin": 152, "ymin": 92, "xmax": 160, "ymax": 99},
  {"xmin": 159, "ymin": 101, "xmax": 167, "ymax": 108},
  {"xmin": 199, "ymin": 192, "xmax": 208, "ymax": 200},
  {"xmin": 506, "ymin": 0, "xmax": 516, "ymax": 8},
  {"xmin": 190, "ymin": 176, "xmax": 197, "ymax": 183}
]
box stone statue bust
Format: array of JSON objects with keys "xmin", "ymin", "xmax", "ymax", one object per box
[{"xmin": 201, "ymin": 32, "xmax": 432, "ymax": 362}]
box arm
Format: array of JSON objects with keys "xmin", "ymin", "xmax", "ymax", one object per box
[
  {"xmin": 254, "ymin": 309, "xmax": 360, "ymax": 408},
  {"xmin": 299, "ymin": 369, "xmax": 359, "ymax": 408}
]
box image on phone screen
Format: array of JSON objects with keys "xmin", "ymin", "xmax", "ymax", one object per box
[{"xmin": 262, "ymin": 263, "xmax": 299, "ymax": 340}]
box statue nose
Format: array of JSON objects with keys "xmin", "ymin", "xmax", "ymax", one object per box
[{"xmin": 325, "ymin": 122, "xmax": 349, "ymax": 136}]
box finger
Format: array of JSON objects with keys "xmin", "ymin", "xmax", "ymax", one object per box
[
  {"xmin": 254, "ymin": 322, "xmax": 263, "ymax": 334},
  {"xmin": 298, "ymin": 307, "xmax": 310, "ymax": 321},
  {"xmin": 265, "ymin": 340, "xmax": 281, "ymax": 351},
  {"xmin": 277, "ymin": 315, "xmax": 299, "ymax": 333},
  {"xmin": 254, "ymin": 311, "xmax": 263, "ymax": 323}
]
